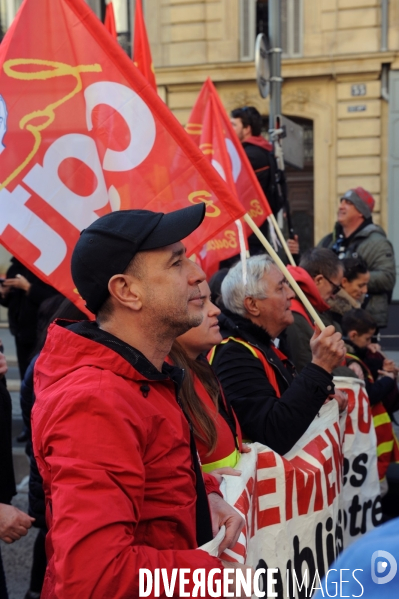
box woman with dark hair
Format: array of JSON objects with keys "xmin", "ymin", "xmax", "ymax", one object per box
[
  {"xmin": 21, "ymin": 299, "xmax": 88, "ymax": 599},
  {"xmin": 328, "ymin": 256, "xmax": 370, "ymax": 327},
  {"xmin": 169, "ymin": 281, "xmax": 248, "ymax": 473}
]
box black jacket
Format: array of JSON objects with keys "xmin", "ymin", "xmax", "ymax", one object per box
[
  {"xmin": 0, "ymin": 258, "xmax": 58, "ymax": 345},
  {"xmin": 20, "ymin": 355, "xmax": 46, "ymax": 527},
  {"xmin": 344, "ymin": 341, "xmax": 398, "ymax": 411},
  {"xmin": 211, "ymin": 311, "xmax": 335, "ymax": 455},
  {"xmin": 0, "ymin": 378, "xmax": 16, "ymax": 504},
  {"xmin": 242, "ymin": 140, "xmax": 284, "ymax": 255},
  {"xmin": 243, "ymin": 141, "xmax": 283, "ymax": 217}
]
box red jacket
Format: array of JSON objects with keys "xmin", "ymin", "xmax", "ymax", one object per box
[
  {"xmin": 193, "ymin": 375, "xmax": 243, "ymax": 472},
  {"xmin": 32, "ymin": 322, "xmax": 222, "ymax": 598},
  {"xmin": 287, "ymin": 265, "xmax": 330, "ymax": 328}
]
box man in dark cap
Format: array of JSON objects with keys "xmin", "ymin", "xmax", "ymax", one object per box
[
  {"xmin": 319, "ymin": 187, "xmax": 396, "ymax": 328},
  {"xmin": 32, "ymin": 205, "xmax": 246, "ymax": 599}
]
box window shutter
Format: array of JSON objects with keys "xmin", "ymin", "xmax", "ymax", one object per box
[
  {"xmin": 84, "ymin": 0, "xmax": 102, "ymax": 19},
  {"xmin": 281, "ymin": 0, "xmax": 302, "ymax": 58},
  {"xmin": 240, "ymin": 0, "xmax": 256, "ymax": 61},
  {"xmin": 281, "ymin": 0, "xmax": 288, "ymax": 56},
  {"xmin": 292, "ymin": 0, "xmax": 302, "ymax": 56}
]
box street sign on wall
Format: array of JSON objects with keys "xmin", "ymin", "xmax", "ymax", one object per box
[{"xmin": 280, "ymin": 115, "xmax": 304, "ymax": 170}]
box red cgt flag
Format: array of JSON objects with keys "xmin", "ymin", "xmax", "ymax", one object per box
[
  {"xmin": 104, "ymin": 1, "xmax": 117, "ymax": 40},
  {"xmin": 0, "ymin": 0, "xmax": 244, "ymax": 310},
  {"xmin": 186, "ymin": 78, "xmax": 273, "ymax": 276},
  {"xmin": 133, "ymin": 0, "xmax": 157, "ymax": 91}
]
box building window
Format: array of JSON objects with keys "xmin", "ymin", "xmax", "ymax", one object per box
[
  {"xmin": 0, "ymin": 0, "xmax": 7, "ymax": 42},
  {"xmin": 281, "ymin": 0, "xmax": 302, "ymax": 57},
  {"xmin": 240, "ymin": 0, "xmax": 302, "ymax": 61},
  {"xmin": 0, "ymin": 0, "xmax": 23, "ymax": 40},
  {"xmin": 99, "ymin": 0, "xmax": 132, "ymax": 55}
]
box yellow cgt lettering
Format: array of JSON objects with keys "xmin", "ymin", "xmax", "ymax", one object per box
[
  {"xmin": 206, "ymin": 230, "xmax": 237, "ymax": 251},
  {"xmin": 185, "ymin": 123, "xmax": 203, "ymax": 135},
  {"xmin": 1, "ymin": 59, "xmax": 102, "ymax": 191},
  {"xmin": 188, "ymin": 190, "xmax": 221, "ymax": 218},
  {"xmin": 248, "ymin": 199, "xmax": 264, "ymax": 218}
]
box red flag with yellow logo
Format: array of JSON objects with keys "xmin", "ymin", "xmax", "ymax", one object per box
[
  {"xmin": 133, "ymin": 0, "xmax": 157, "ymax": 91},
  {"xmin": 186, "ymin": 78, "xmax": 273, "ymax": 276},
  {"xmin": 0, "ymin": 0, "xmax": 244, "ymax": 309},
  {"xmin": 104, "ymin": 1, "xmax": 117, "ymax": 40}
]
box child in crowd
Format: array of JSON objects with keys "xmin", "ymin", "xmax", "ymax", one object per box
[{"xmin": 341, "ymin": 309, "xmax": 399, "ymax": 492}]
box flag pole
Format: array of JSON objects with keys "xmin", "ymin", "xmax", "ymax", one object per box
[
  {"xmin": 243, "ymin": 213, "xmax": 326, "ymax": 330},
  {"xmin": 267, "ymin": 213, "xmax": 296, "ymax": 266}
]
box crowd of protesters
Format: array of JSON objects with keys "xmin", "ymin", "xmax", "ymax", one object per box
[{"xmin": 0, "ymin": 106, "xmax": 398, "ymax": 599}]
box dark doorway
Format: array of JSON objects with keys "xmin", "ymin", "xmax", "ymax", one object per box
[
  {"xmin": 284, "ymin": 117, "xmax": 314, "ymax": 252},
  {"xmin": 261, "ymin": 115, "xmax": 314, "ymax": 253}
]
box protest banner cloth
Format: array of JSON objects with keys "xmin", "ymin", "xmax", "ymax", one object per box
[
  {"xmin": 104, "ymin": 1, "xmax": 117, "ymax": 40},
  {"xmin": 334, "ymin": 377, "xmax": 381, "ymax": 547},
  {"xmin": 0, "ymin": 0, "xmax": 245, "ymax": 310},
  {"xmin": 216, "ymin": 381, "xmax": 381, "ymax": 598},
  {"xmin": 133, "ymin": 0, "xmax": 157, "ymax": 91}
]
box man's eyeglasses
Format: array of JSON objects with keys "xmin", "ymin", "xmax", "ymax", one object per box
[{"xmin": 323, "ymin": 275, "xmax": 341, "ymax": 295}]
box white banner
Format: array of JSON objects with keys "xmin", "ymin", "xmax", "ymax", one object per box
[
  {"xmin": 334, "ymin": 377, "xmax": 381, "ymax": 546},
  {"xmin": 218, "ymin": 379, "xmax": 380, "ymax": 597}
]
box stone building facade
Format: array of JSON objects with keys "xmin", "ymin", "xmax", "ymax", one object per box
[{"xmin": 1, "ymin": 1, "xmax": 399, "ymax": 293}]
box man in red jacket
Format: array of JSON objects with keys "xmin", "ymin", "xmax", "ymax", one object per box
[
  {"xmin": 230, "ymin": 105, "xmax": 286, "ymax": 255},
  {"xmin": 285, "ymin": 247, "xmax": 344, "ymax": 372},
  {"xmin": 32, "ymin": 205, "xmax": 246, "ymax": 598}
]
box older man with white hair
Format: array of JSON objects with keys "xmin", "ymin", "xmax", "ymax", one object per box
[{"xmin": 210, "ymin": 255, "xmax": 347, "ymax": 455}]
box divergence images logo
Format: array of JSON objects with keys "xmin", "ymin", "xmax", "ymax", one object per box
[{"xmin": 371, "ymin": 550, "xmax": 397, "ymax": 585}]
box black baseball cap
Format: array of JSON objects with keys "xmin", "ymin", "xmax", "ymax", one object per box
[{"xmin": 71, "ymin": 204, "xmax": 206, "ymax": 314}]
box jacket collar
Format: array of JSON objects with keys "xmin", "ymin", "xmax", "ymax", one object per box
[
  {"xmin": 218, "ymin": 309, "xmax": 273, "ymax": 347},
  {"xmin": 328, "ymin": 288, "xmax": 360, "ymax": 315},
  {"xmin": 287, "ymin": 266, "xmax": 330, "ymax": 313},
  {"xmin": 242, "ymin": 135, "xmax": 273, "ymax": 152},
  {"xmin": 66, "ymin": 320, "xmax": 184, "ymax": 385},
  {"xmin": 334, "ymin": 217, "xmax": 373, "ymax": 242}
]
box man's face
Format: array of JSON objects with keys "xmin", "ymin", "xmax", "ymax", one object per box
[
  {"xmin": 337, "ymin": 198, "xmax": 364, "ymax": 229},
  {"xmin": 230, "ymin": 117, "xmax": 251, "ymax": 142},
  {"xmin": 248, "ymin": 265, "xmax": 295, "ymax": 338},
  {"xmin": 177, "ymin": 281, "xmax": 222, "ymax": 358},
  {"xmin": 133, "ymin": 241, "xmax": 206, "ymax": 337},
  {"xmin": 314, "ymin": 266, "xmax": 344, "ymax": 301}
]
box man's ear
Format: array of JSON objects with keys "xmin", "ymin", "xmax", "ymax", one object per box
[
  {"xmin": 341, "ymin": 277, "xmax": 349, "ymax": 287},
  {"xmin": 244, "ymin": 296, "xmax": 260, "ymax": 317},
  {"xmin": 243, "ymin": 125, "xmax": 252, "ymax": 138},
  {"xmin": 313, "ymin": 274, "xmax": 324, "ymax": 287},
  {"xmin": 108, "ymin": 274, "xmax": 142, "ymax": 311}
]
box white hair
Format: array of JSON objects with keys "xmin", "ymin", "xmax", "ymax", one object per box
[{"xmin": 221, "ymin": 254, "xmax": 275, "ymax": 317}]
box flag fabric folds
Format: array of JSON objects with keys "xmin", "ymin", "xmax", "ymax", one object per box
[
  {"xmin": 133, "ymin": 0, "xmax": 157, "ymax": 91},
  {"xmin": 186, "ymin": 78, "xmax": 273, "ymax": 276},
  {"xmin": 0, "ymin": 0, "xmax": 244, "ymax": 310},
  {"xmin": 104, "ymin": 1, "xmax": 117, "ymax": 40}
]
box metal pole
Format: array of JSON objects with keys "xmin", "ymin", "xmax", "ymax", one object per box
[{"xmin": 268, "ymin": 0, "xmax": 283, "ymax": 131}]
